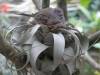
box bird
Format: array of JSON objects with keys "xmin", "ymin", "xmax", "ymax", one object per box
[
  {"xmin": 13, "ymin": 7, "xmax": 67, "ymax": 30},
  {"xmin": 34, "ymin": 8, "xmax": 66, "ymax": 28}
]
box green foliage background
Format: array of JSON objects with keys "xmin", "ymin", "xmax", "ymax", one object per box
[{"xmin": 69, "ymin": 0, "xmax": 100, "ymax": 75}]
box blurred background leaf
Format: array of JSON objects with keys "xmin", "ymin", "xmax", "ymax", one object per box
[{"xmin": 80, "ymin": 0, "xmax": 91, "ymax": 8}]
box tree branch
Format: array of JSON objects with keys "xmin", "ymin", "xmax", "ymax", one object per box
[
  {"xmin": 57, "ymin": 0, "xmax": 68, "ymax": 20},
  {"xmin": 88, "ymin": 31, "xmax": 100, "ymax": 46},
  {"xmin": 0, "ymin": 33, "xmax": 27, "ymax": 70},
  {"xmin": 81, "ymin": 52, "xmax": 100, "ymax": 71},
  {"xmin": 80, "ymin": 31, "xmax": 100, "ymax": 71}
]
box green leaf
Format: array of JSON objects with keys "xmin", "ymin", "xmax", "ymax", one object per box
[
  {"xmin": 80, "ymin": 0, "xmax": 91, "ymax": 8},
  {"xmin": 78, "ymin": 5, "xmax": 92, "ymax": 21}
]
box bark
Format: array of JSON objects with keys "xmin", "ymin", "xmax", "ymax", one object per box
[
  {"xmin": 32, "ymin": 0, "xmax": 42, "ymax": 10},
  {"xmin": 0, "ymin": 33, "xmax": 27, "ymax": 70},
  {"xmin": 81, "ymin": 52, "xmax": 100, "ymax": 71}
]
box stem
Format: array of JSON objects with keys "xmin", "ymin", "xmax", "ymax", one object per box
[
  {"xmin": 81, "ymin": 52, "xmax": 100, "ymax": 71},
  {"xmin": 42, "ymin": 0, "xmax": 50, "ymax": 8},
  {"xmin": 0, "ymin": 33, "xmax": 28, "ymax": 69},
  {"xmin": 88, "ymin": 31, "xmax": 100, "ymax": 46},
  {"xmin": 57, "ymin": 0, "xmax": 68, "ymax": 20}
]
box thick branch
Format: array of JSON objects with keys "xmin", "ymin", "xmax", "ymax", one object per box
[
  {"xmin": 81, "ymin": 31, "xmax": 100, "ymax": 71},
  {"xmin": 57, "ymin": 0, "xmax": 68, "ymax": 20},
  {"xmin": 88, "ymin": 31, "xmax": 100, "ymax": 46},
  {"xmin": 81, "ymin": 52, "xmax": 100, "ymax": 71},
  {"xmin": 42, "ymin": 0, "xmax": 50, "ymax": 8},
  {"xmin": 0, "ymin": 33, "xmax": 27, "ymax": 69}
]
